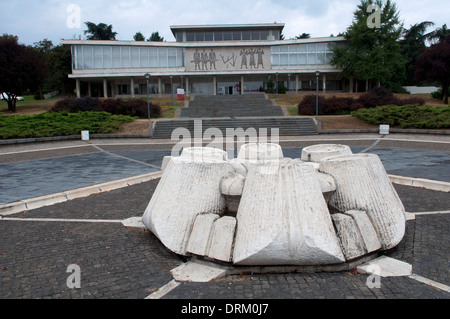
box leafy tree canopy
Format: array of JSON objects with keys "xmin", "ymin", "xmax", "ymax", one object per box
[
  {"xmin": 331, "ymin": 0, "xmax": 406, "ymax": 89},
  {"xmin": 84, "ymin": 22, "xmax": 117, "ymax": 40},
  {"xmin": 415, "ymin": 36, "xmax": 450, "ymax": 104},
  {"xmin": 147, "ymin": 31, "xmax": 164, "ymax": 42},
  {"xmin": 0, "ymin": 34, "xmax": 47, "ymax": 112}
]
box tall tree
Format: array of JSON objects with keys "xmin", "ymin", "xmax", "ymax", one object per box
[
  {"xmin": 400, "ymin": 21, "xmax": 435, "ymax": 85},
  {"xmin": 0, "ymin": 35, "xmax": 47, "ymax": 112},
  {"xmin": 133, "ymin": 32, "xmax": 145, "ymax": 41},
  {"xmin": 415, "ymin": 36, "xmax": 450, "ymax": 104},
  {"xmin": 84, "ymin": 22, "xmax": 117, "ymax": 40},
  {"xmin": 147, "ymin": 31, "xmax": 164, "ymax": 42},
  {"xmin": 295, "ymin": 33, "xmax": 311, "ymax": 39},
  {"xmin": 428, "ymin": 24, "xmax": 450, "ymax": 44},
  {"xmin": 331, "ymin": 0, "xmax": 406, "ymax": 90}
]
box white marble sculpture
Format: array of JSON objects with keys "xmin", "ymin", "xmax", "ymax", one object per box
[{"xmin": 142, "ymin": 143, "xmax": 406, "ymax": 267}]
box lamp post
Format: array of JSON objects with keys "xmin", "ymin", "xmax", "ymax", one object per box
[
  {"xmin": 276, "ymin": 72, "xmax": 279, "ymax": 98},
  {"xmin": 170, "ymin": 75, "xmax": 173, "ymax": 108},
  {"xmin": 315, "ymin": 71, "xmax": 321, "ymax": 120},
  {"xmin": 145, "ymin": 73, "xmax": 151, "ymax": 121},
  {"xmin": 288, "ymin": 73, "xmax": 291, "ymax": 106}
]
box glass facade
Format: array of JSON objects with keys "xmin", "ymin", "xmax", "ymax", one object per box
[
  {"xmin": 179, "ymin": 30, "xmax": 275, "ymax": 42},
  {"xmin": 72, "ymin": 45, "xmax": 185, "ymax": 70},
  {"xmin": 271, "ymin": 43, "xmax": 335, "ymax": 66}
]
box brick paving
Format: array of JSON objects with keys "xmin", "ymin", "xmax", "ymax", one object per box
[
  {"xmin": 1, "ymin": 179, "xmax": 449, "ymax": 300},
  {"xmin": 0, "ymin": 136, "xmax": 449, "ymax": 303}
]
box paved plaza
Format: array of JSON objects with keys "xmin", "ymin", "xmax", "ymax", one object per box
[{"xmin": 0, "ymin": 133, "xmax": 449, "ymax": 304}]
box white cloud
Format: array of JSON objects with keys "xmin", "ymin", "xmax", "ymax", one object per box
[{"xmin": 0, "ymin": 0, "xmax": 447, "ymax": 45}]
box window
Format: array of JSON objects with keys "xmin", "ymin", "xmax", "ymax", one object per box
[
  {"xmin": 214, "ymin": 32, "xmax": 223, "ymax": 41},
  {"xmin": 205, "ymin": 32, "xmax": 213, "ymax": 41},
  {"xmin": 224, "ymin": 32, "xmax": 232, "ymax": 41},
  {"xmin": 140, "ymin": 47, "xmax": 149, "ymax": 68},
  {"xmin": 149, "ymin": 48, "xmax": 158, "ymax": 67},
  {"xmin": 242, "ymin": 31, "xmax": 251, "ymax": 40},
  {"xmin": 186, "ymin": 32, "xmax": 195, "ymax": 42},
  {"xmin": 93, "ymin": 46, "xmax": 102, "ymax": 69},
  {"xmin": 83, "ymin": 46, "xmax": 94, "ymax": 69},
  {"xmin": 168, "ymin": 48, "xmax": 177, "ymax": 67},
  {"xmin": 131, "ymin": 47, "xmax": 140, "ymax": 68},
  {"xmin": 195, "ymin": 32, "xmax": 205, "ymax": 41},
  {"xmin": 158, "ymin": 48, "xmax": 168, "ymax": 67},
  {"xmin": 260, "ymin": 31, "xmax": 268, "ymax": 40},
  {"xmin": 112, "ymin": 46, "xmax": 121, "ymax": 68},
  {"xmin": 121, "ymin": 47, "xmax": 131, "ymax": 68},
  {"xmin": 233, "ymin": 31, "xmax": 241, "ymax": 41},
  {"xmin": 103, "ymin": 46, "xmax": 112, "ymax": 68}
]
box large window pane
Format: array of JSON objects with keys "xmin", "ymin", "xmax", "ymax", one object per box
[
  {"xmin": 168, "ymin": 48, "xmax": 177, "ymax": 67},
  {"xmin": 195, "ymin": 32, "xmax": 205, "ymax": 41},
  {"xmin": 298, "ymin": 53, "xmax": 307, "ymax": 65},
  {"xmin": 122, "ymin": 47, "xmax": 131, "ymax": 68},
  {"xmin": 158, "ymin": 48, "xmax": 167, "ymax": 67},
  {"xmin": 140, "ymin": 47, "xmax": 149, "ymax": 68},
  {"xmin": 260, "ymin": 31, "xmax": 268, "ymax": 40},
  {"xmin": 289, "ymin": 53, "xmax": 297, "ymax": 65},
  {"xmin": 224, "ymin": 32, "xmax": 232, "ymax": 41},
  {"xmin": 280, "ymin": 53, "xmax": 288, "ymax": 65},
  {"xmin": 103, "ymin": 46, "xmax": 112, "ymax": 68},
  {"xmin": 214, "ymin": 32, "xmax": 223, "ymax": 41},
  {"xmin": 271, "ymin": 53, "xmax": 279, "ymax": 65},
  {"xmin": 75, "ymin": 46, "xmax": 83, "ymax": 69},
  {"xmin": 233, "ymin": 31, "xmax": 241, "ymax": 41},
  {"xmin": 149, "ymin": 48, "xmax": 158, "ymax": 67},
  {"xmin": 186, "ymin": 32, "xmax": 195, "ymax": 42},
  {"xmin": 83, "ymin": 46, "xmax": 94, "ymax": 69},
  {"xmin": 93, "ymin": 46, "xmax": 103, "ymax": 69},
  {"xmin": 112, "ymin": 46, "xmax": 121, "ymax": 68},
  {"xmin": 205, "ymin": 32, "xmax": 213, "ymax": 41},
  {"xmin": 308, "ymin": 52, "xmax": 317, "ymax": 64},
  {"xmin": 317, "ymin": 53, "xmax": 326, "ymax": 65},
  {"xmin": 316, "ymin": 43, "xmax": 326, "ymax": 52},
  {"xmin": 131, "ymin": 47, "xmax": 140, "ymax": 68}
]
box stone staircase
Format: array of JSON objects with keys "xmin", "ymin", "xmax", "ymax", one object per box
[
  {"xmin": 151, "ymin": 93, "xmax": 319, "ymax": 139},
  {"xmin": 180, "ymin": 94, "xmax": 284, "ymax": 118},
  {"xmin": 151, "ymin": 117, "xmax": 318, "ymax": 139}
]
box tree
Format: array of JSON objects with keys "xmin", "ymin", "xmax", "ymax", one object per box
[
  {"xmin": 133, "ymin": 32, "xmax": 145, "ymax": 41},
  {"xmin": 428, "ymin": 24, "xmax": 450, "ymax": 45},
  {"xmin": 147, "ymin": 31, "xmax": 164, "ymax": 42},
  {"xmin": 415, "ymin": 36, "xmax": 450, "ymax": 104},
  {"xmin": 0, "ymin": 35, "xmax": 47, "ymax": 112},
  {"xmin": 400, "ymin": 21, "xmax": 435, "ymax": 85},
  {"xmin": 296, "ymin": 33, "xmax": 311, "ymax": 39},
  {"xmin": 331, "ymin": 0, "xmax": 406, "ymax": 90},
  {"xmin": 84, "ymin": 22, "xmax": 117, "ymax": 40}
]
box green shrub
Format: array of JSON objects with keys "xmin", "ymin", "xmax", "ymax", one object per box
[
  {"xmin": 0, "ymin": 112, "xmax": 136, "ymax": 139},
  {"xmin": 51, "ymin": 97, "xmax": 161, "ymax": 119},
  {"xmin": 351, "ymin": 105, "xmax": 450, "ymax": 129}
]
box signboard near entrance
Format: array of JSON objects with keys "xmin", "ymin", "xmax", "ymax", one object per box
[{"xmin": 177, "ymin": 89, "xmax": 185, "ymax": 101}]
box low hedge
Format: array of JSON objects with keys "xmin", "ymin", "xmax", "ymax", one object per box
[
  {"xmin": 51, "ymin": 97, "xmax": 161, "ymax": 119},
  {"xmin": 351, "ymin": 105, "xmax": 450, "ymax": 129},
  {"xmin": 0, "ymin": 111, "xmax": 136, "ymax": 139},
  {"xmin": 298, "ymin": 86, "xmax": 425, "ymax": 116}
]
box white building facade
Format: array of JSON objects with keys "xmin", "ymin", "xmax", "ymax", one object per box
[{"xmin": 62, "ymin": 23, "xmax": 350, "ymax": 98}]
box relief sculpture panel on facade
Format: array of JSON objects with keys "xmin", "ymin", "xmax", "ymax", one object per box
[{"xmin": 187, "ymin": 47, "xmax": 270, "ymax": 72}]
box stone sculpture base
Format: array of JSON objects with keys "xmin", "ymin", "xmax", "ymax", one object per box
[{"xmin": 142, "ymin": 143, "xmax": 406, "ymax": 268}]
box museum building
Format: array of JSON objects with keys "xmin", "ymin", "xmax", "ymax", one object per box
[{"xmin": 61, "ymin": 23, "xmax": 350, "ymax": 98}]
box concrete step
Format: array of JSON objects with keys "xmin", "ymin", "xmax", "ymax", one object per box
[{"xmin": 151, "ymin": 118, "xmax": 318, "ymax": 139}]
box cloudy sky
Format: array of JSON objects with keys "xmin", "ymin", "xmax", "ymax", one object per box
[{"xmin": 0, "ymin": 0, "xmax": 448, "ymax": 46}]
